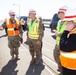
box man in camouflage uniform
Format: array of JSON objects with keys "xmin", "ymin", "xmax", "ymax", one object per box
[
  {"xmin": 0, "ymin": 11, "xmax": 23, "ymax": 60},
  {"xmin": 38, "ymin": 16, "xmax": 45, "ymax": 59},
  {"xmin": 53, "ymin": 6, "xmax": 68, "ymax": 75},
  {"xmin": 27, "ymin": 9, "xmax": 43, "ymax": 65}
]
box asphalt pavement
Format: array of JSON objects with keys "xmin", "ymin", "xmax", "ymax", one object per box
[{"xmin": 0, "ymin": 26, "xmax": 59, "ymax": 75}]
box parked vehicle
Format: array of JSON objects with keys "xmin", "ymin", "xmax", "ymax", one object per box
[
  {"xmin": 50, "ymin": 13, "xmax": 60, "ymax": 32},
  {"xmin": 19, "ymin": 16, "xmax": 28, "ymax": 31}
]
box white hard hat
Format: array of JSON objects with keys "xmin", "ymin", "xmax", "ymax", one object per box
[
  {"xmin": 58, "ymin": 6, "xmax": 69, "ymax": 13},
  {"xmin": 29, "ymin": 9, "xmax": 36, "ymax": 14},
  {"xmin": 37, "ymin": 16, "xmax": 42, "ymax": 19},
  {"xmin": 64, "ymin": 8, "xmax": 76, "ymax": 21},
  {"xmin": 9, "ymin": 10, "xmax": 15, "ymax": 15}
]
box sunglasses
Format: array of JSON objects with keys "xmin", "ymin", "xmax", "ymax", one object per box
[
  {"xmin": 58, "ymin": 12, "xmax": 64, "ymax": 14},
  {"xmin": 10, "ymin": 15, "xmax": 15, "ymax": 16}
]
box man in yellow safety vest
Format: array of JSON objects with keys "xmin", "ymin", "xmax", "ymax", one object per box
[
  {"xmin": 27, "ymin": 9, "xmax": 43, "ymax": 65},
  {"xmin": 53, "ymin": 6, "xmax": 68, "ymax": 74}
]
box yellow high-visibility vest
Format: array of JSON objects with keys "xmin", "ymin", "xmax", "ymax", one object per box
[
  {"xmin": 56, "ymin": 21, "xmax": 66, "ymax": 45},
  {"xmin": 28, "ymin": 18, "xmax": 40, "ymax": 39}
]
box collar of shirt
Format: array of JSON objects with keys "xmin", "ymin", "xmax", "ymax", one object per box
[{"xmin": 10, "ymin": 19, "xmax": 16, "ymax": 24}]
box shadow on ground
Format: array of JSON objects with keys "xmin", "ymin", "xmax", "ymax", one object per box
[
  {"xmin": 51, "ymin": 35, "xmax": 56, "ymax": 39},
  {"xmin": 25, "ymin": 61, "xmax": 45, "ymax": 75},
  {"xmin": 24, "ymin": 41, "xmax": 28, "ymax": 45},
  {"xmin": 0, "ymin": 60, "xmax": 18, "ymax": 75},
  {"xmin": 0, "ymin": 34, "xmax": 7, "ymax": 38}
]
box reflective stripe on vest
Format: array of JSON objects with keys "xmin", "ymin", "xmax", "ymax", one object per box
[
  {"xmin": 6, "ymin": 18, "xmax": 19, "ymax": 36},
  {"xmin": 56, "ymin": 21, "xmax": 66, "ymax": 45},
  {"xmin": 60, "ymin": 51, "xmax": 76, "ymax": 59},
  {"xmin": 60, "ymin": 28, "xmax": 76, "ymax": 70},
  {"xmin": 8, "ymin": 28, "xmax": 14, "ymax": 31},
  {"xmin": 28, "ymin": 33, "xmax": 39, "ymax": 39},
  {"xmin": 60, "ymin": 51, "xmax": 76, "ymax": 70},
  {"xmin": 28, "ymin": 19, "xmax": 39, "ymax": 39}
]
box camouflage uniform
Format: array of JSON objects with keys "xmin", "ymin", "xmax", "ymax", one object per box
[
  {"xmin": 2, "ymin": 19, "xmax": 23, "ymax": 60},
  {"xmin": 53, "ymin": 21, "xmax": 66, "ymax": 75},
  {"xmin": 40, "ymin": 21, "xmax": 45, "ymax": 59},
  {"xmin": 8, "ymin": 35, "xmax": 20, "ymax": 56},
  {"xmin": 27, "ymin": 18, "xmax": 43, "ymax": 64}
]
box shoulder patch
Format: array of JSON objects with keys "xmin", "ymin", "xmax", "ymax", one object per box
[{"xmin": 36, "ymin": 18, "xmax": 40, "ymax": 23}]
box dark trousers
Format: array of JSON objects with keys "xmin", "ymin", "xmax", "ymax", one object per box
[{"xmin": 62, "ymin": 67, "xmax": 76, "ymax": 75}]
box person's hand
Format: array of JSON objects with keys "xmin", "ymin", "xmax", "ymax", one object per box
[
  {"xmin": 53, "ymin": 30, "xmax": 60, "ymax": 36},
  {"xmin": 55, "ymin": 31, "xmax": 60, "ymax": 36},
  {"xmin": 0, "ymin": 26, "xmax": 3, "ymax": 30},
  {"xmin": 36, "ymin": 40, "xmax": 41, "ymax": 45},
  {"xmin": 19, "ymin": 34, "xmax": 23, "ymax": 38},
  {"xmin": 53, "ymin": 29, "xmax": 56, "ymax": 32},
  {"xmin": 65, "ymin": 22, "xmax": 75, "ymax": 32}
]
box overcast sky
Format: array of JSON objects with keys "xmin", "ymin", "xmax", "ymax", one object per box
[{"xmin": 0, "ymin": 0, "xmax": 76, "ymax": 20}]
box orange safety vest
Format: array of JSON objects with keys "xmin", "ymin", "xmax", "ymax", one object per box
[
  {"xmin": 6, "ymin": 18, "xmax": 20, "ymax": 36},
  {"xmin": 60, "ymin": 28, "xmax": 76, "ymax": 70}
]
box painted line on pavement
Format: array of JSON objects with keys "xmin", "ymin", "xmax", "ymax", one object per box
[
  {"xmin": 22, "ymin": 44, "xmax": 56, "ymax": 65},
  {"xmin": 43, "ymin": 54, "xmax": 57, "ymax": 66},
  {"xmin": 43, "ymin": 62, "xmax": 58, "ymax": 75},
  {"xmin": 43, "ymin": 41, "xmax": 55, "ymax": 48},
  {"xmin": 21, "ymin": 44, "xmax": 57, "ymax": 75},
  {"xmin": 43, "ymin": 63, "xmax": 56, "ymax": 75}
]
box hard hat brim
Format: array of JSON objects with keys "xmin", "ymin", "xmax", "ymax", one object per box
[{"xmin": 63, "ymin": 18, "xmax": 76, "ymax": 21}]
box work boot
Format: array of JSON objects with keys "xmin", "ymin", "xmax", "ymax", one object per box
[
  {"xmin": 11, "ymin": 55, "xmax": 14, "ymax": 60},
  {"xmin": 58, "ymin": 73, "xmax": 62, "ymax": 75},
  {"xmin": 15, "ymin": 55, "xmax": 20, "ymax": 60},
  {"xmin": 57, "ymin": 66, "xmax": 62, "ymax": 75},
  {"xmin": 30, "ymin": 55, "xmax": 35, "ymax": 65},
  {"xmin": 35, "ymin": 55, "xmax": 40, "ymax": 65}
]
